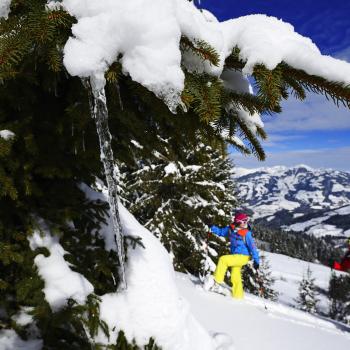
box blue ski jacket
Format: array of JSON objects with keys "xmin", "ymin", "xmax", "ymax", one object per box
[{"xmin": 209, "ymin": 224, "xmax": 260, "ymax": 265}]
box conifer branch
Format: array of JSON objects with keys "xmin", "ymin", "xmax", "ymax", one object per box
[
  {"xmin": 105, "ymin": 61, "xmax": 123, "ymax": 84},
  {"xmin": 281, "ymin": 75, "xmax": 306, "ymax": 100},
  {"xmin": 224, "ymin": 47, "xmax": 350, "ymax": 110},
  {"xmin": 224, "ymin": 46, "xmax": 245, "ymax": 71},
  {"xmin": 223, "ymin": 90, "xmax": 268, "ymax": 115},
  {"xmin": 210, "ymin": 112, "xmax": 253, "ymax": 157},
  {"xmin": 256, "ymin": 124, "xmax": 267, "ymax": 140},
  {"xmin": 226, "ymin": 136, "xmax": 251, "ymax": 156},
  {"xmin": 279, "ymin": 63, "xmax": 350, "ymax": 108},
  {"xmin": 0, "ymin": 6, "xmax": 74, "ymax": 80},
  {"xmin": 253, "ymin": 64, "xmax": 284, "ymax": 113},
  {"xmin": 183, "ymin": 72, "xmax": 223, "ymax": 123},
  {"xmin": 234, "ymin": 112, "xmax": 266, "ymax": 161},
  {"xmin": 180, "ymin": 36, "xmax": 220, "ymax": 66}
]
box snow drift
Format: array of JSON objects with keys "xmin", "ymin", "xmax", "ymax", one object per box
[{"xmin": 81, "ymin": 184, "xmax": 219, "ymax": 349}]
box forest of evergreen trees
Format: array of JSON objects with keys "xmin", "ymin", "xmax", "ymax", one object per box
[{"xmin": 252, "ymin": 225, "xmax": 344, "ymax": 266}]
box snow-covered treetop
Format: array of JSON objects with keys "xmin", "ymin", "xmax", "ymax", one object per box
[{"xmin": 58, "ymin": 0, "xmax": 350, "ymax": 110}]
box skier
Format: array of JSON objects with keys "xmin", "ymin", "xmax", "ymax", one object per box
[
  {"xmin": 333, "ymin": 238, "xmax": 350, "ymax": 272},
  {"xmin": 204, "ymin": 213, "xmax": 260, "ymax": 299}
]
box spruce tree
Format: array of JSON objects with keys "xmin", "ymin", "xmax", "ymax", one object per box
[
  {"xmin": 122, "ymin": 139, "xmax": 237, "ymax": 276},
  {"xmin": 296, "ymin": 266, "xmax": 319, "ymax": 314},
  {"xmin": 242, "ymin": 254, "xmax": 278, "ymax": 300},
  {"xmin": 252, "ymin": 224, "xmax": 342, "ymax": 265},
  {"xmin": 256, "ymin": 255, "xmax": 278, "ymax": 301},
  {"xmin": 329, "ymin": 272, "xmax": 350, "ymax": 325},
  {"xmin": 0, "ymin": 2, "xmax": 156, "ymax": 347}
]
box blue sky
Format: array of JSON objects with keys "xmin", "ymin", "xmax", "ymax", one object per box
[{"xmin": 197, "ymin": 0, "xmax": 350, "ymax": 171}]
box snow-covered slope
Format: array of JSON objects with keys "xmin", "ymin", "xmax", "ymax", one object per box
[
  {"xmin": 264, "ymin": 252, "xmax": 337, "ymax": 313},
  {"xmin": 176, "ymin": 272, "xmax": 350, "ymax": 350},
  {"xmin": 176, "ymin": 249, "xmax": 350, "ymax": 349},
  {"xmin": 2, "ymin": 183, "xmax": 349, "ymax": 350},
  {"xmin": 234, "ymin": 165, "xmax": 350, "ymax": 238},
  {"xmin": 83, "ymin": 184, "xmax": 215, "ymax": 349}
]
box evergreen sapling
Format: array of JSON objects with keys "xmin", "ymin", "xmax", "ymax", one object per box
[{"xmin": 296, "ymin": 266, "xmax": 319, "ymax": 314}]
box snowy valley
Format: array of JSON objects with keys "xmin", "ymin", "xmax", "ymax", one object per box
[{"xmin": 235, "ymin": 165, "xmax": 350, "ymax": 239}]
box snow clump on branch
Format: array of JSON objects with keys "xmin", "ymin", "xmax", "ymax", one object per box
[
  {"xmin": 0, "ymin": 130, "xmax": 15, "ymax": 140},
  {"xmin": 58, "ymin": 0, "xmax": 350, "ymax": 111},
  {"xmin": 28, "ymin": 228, "xmax": 94, "ymax": 311}
]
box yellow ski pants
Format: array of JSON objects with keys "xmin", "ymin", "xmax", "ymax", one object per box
[{"xmin": 214, "ymin": 254, "xmax": 250, "ymax": 299}]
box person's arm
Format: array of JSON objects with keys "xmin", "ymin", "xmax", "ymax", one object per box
[
  {"xmin": 246, "ymin": 231, "xmax": 260, "ymax": 265},
  {"xmin": 209, "ymin": 225, "xmax": 230, "ymax": 237}
]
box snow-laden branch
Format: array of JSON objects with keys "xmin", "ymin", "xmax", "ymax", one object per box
[
  {"xmin": 28, "ymin": 229, "xmax": 94, "ymax": 311},
  {"xmin": 60, "ymin": 0, "xmax": 350, "ymax": 111}
]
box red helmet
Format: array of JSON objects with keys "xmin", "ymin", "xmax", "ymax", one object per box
[{"xmin": 233, "ymin": 213, "xmax": 249, "ymax": 224}]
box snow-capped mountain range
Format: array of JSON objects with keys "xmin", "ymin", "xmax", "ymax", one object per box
[{"xmin": 234, "ymin": 165, "xmax": 350, "ymax": 238}]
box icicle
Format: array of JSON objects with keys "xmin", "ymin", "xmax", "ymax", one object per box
[
  {"xmin": 83, "ymin": 77, "xmax": 127, "ymax": 291},
  {"xmin": 111, "ymin": 272, "xmax": 117, "ymax": 287},
  {"xmin": 116, "ymin": 82, "xmax": 124, "ymax": 111}
]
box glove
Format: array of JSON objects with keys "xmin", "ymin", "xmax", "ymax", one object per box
[{"xmin": 253, "ymin": 261, "xmax": 259, "ymax": 270}]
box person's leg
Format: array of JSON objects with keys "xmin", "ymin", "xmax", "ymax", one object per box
[
  {"xmin": 214, "ymin": 255, "xmax": 235, "ymax": 283},
  {"xmin": 230, "ymin": 255, "xmax": 250, "ymax": 298}
]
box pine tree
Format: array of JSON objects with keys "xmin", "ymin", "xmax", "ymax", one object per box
[
  {"xmin": 242, "ymin": 254, "xmax": 278, "ymax": 300},
  {"xmin": 296, "ymin": 266, "xmax": 319, "ymax": 314},
  {"xmin": 0, "ymin": 2, "xmax": 157, "ymax": 347},
  {"xmin": 329, "ymin": 272, "xmax": 350, "ymax": 325},
  {"xmin": 252, "ymin": 224, "xmax": 343, "ymax": 265},
  {"xmin": 256, "ymin": 255, "xmax": 278, "ymax": 301},
  {"xmin": 122, "ymin": 139, "xmax": 237, "ymax": 276}
]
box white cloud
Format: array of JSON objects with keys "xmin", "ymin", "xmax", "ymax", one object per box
[
  {"xmin": 231, "ymin": 46, "xmax": 350, "ymax": 172},
  {"xmin": 263, "ymin": 92, "xmax": 350, "ymax": 132},
  {"xmin": 232, "ymin": 146, "xmax": 350, "ymax": 172},
  {"xmin": 263, "ymin": 133, "xmax": 305, "ymax": 148}
]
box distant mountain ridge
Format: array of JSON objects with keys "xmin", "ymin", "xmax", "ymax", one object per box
[{"xmin": 234, "ymin": 165, "xmax": 350, "ymax": 238}]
